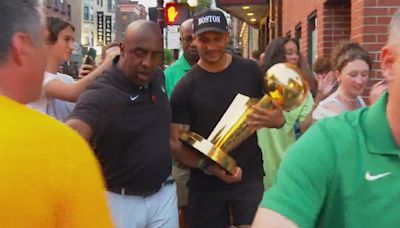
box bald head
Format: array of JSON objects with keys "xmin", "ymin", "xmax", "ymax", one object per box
[
  {"xmin": 381, "ymin": 8, "xmax": 400, "ymax": 99},
  {"xmin": 124, "ymin": 20, "xmax": 162, "ymax": 44},
  {"xmin": 179, "ymin": 19, "xmax": 194, "ymax": 37},
  {"xmin": 118, "ymin": 20, "xmax": 163, "ymax": 86},
  {"xmin": 179, "ymin": 19, "xmax": 198, "ymax": 65}
]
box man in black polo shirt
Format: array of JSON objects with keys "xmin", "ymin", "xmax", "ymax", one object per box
[
  {"xmin": 170, "ymin": 9, "xmax": 285, "ymax": 228},
  {"xmin": 67, "ymin": 20, "xmax": 178, "ymax": 228}
]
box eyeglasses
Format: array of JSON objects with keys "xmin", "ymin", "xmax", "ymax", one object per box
[{"xmin": 181, "ymin": 35, "xmax": 193, "ymax": 43}]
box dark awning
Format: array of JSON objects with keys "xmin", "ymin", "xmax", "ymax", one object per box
[
  {"xmin": 216, "ymin": 0, "xmax": 269, "ymax": 26},
  {"xmin": 324, "ymin": 0, "xmax": 349, "ymax": 4}
]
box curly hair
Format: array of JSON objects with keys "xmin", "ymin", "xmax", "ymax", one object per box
[{"xmin": 330, "ymin": 41, "xmax": 372, "ymax": 72}]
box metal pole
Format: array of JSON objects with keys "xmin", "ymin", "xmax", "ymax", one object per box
[
  {"xmin": 157, "ymin": 0, "xmax": 164, "ymax": 66},
  {"xmin": 157, "ymin": 0, "xmax": 164, "ymax": 38}
]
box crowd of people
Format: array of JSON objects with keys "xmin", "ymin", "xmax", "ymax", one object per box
[{"xmin": 1, "ymin": 0, "xmax": 398, "ymax": 228}]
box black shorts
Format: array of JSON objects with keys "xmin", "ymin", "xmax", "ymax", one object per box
[{"xmin": 188, "ymin": 181, "xmax": 264, "ymax": 228}]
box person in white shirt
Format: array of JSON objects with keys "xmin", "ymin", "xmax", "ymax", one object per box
[
  {"xmin": 28, "ymin": 16, "xmax": 117, "ymax": 121},
  {"xmin": 313, "ymin": 41, "xmax": 370, "ymax": 121}
]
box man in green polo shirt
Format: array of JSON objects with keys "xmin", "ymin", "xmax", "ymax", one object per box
[
  {"xmin": 165, "ymin": 19, "xmax": 199, "ymax": 98},
  {"xmin": 164, "ymin": 18, "xmax": 199, "ymax": 227},
  {"xmin": 252, "ymin": 8, "xmax": 400, "ymax": 228}
]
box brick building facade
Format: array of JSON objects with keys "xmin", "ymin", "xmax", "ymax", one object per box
[
  {"xmin": 276, "ymin": 0, "xmax": 399, "ymax": 84},
  {"xmin": 43, "ymin": 0, "xmax": 71, "ymax": 22},
  {"xmin": 115, "ymin": 0, "xmax": 147, "ymax": 42}
]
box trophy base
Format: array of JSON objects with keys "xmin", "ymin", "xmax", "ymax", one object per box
[{"xmin": 180, "ymin": 132, "xmax": 237, "ymax": 174}]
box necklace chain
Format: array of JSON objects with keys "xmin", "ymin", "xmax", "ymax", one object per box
[{"xmin": 338, "ymin": 91, "xmax": 358, "ymax": 102}]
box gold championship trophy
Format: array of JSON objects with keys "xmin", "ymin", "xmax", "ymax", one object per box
[{"xmin": 180, "ymin": 63, "xmax": 309, "ymax": 174}]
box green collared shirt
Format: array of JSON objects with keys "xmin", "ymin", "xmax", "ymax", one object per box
[
  {"xmin": 164, "ymin": 55, "xmax": 191, "ymax": 98},
  {"xmin": 261, "ymin": 92, "xmax": 400, "ymax": 228}
]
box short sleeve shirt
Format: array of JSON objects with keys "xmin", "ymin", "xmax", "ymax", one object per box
[
  {"xmin": 27, "ymin": 72, "xmax": 76, "ymax": 122},
  {"xmin": 313, "ymin": 90, "xmax": 366, "ymax": 121},
  {"xmin": 164, "ymin": 55, "xmax": 191, "ymax": 98},
  {"xmin": 260, "ymin": 93, "xmax": 400, "ymax": 228},
  {"xmin": 171, "ymin": 55, "xmax": 265, "ymax": 191},
  {"xmin": 0, "ymin": 95, "xmax": 113, "ymax": 228},
  {"xmin": 69, "ymin": 57, "xmax": 172, "ymax": 192},
  {"xmin": 27, "ymin": 71, "xmax": 58, "ymax": 114}
]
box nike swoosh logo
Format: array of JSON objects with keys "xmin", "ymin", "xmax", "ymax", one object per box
[
  {"xmin": 130, "ymin": 95, "xmax": 139, "ymax": 101},
  {"xmin": 365, "ymin": 171, "xmax": 391, "ymax": 181}
]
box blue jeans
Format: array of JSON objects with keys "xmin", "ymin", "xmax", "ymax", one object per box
[{"xmin": 107, "ymin": 181, "xmax": 178, "ymax": 228}]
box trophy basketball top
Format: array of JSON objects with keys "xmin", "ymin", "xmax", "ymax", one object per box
[{"xmin": 264, "ymin": 63, "xmax": 309, "ymax": 111}]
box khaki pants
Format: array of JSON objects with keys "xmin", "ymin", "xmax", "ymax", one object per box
[{"xmin": 171, "ymin": 166, "xmax": 190, "ymax": 207}]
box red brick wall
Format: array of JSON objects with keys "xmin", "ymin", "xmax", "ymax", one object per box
[
  {"xmin": 351, "ymin": 0, "xmax": 399, "ymax": 83},
  {"xmin": 281, "ymin": 0, "xmax": 398, "ymax": 70},
  {"xmin": 280, "ymin": 0, "xmax": 399, "ymax": 100},
  {"xmin": 282, "ymin": 0, "xmax": 324, "ymax": 58},
  {"xmin": 281, "ymin": 0, "xmax": 352, "ymax": 62},
  {"xmin": 320, "ymin": 3, "xmax": 351, "ymax": 57}
]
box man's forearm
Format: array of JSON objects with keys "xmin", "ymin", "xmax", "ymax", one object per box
[
  {"xmin": 170, "ymin": 139, "xmax": 203, "ymax": 169},
  {"xmin": 170, "ymin": 123, "xmax": 205, "ymax": 169},
  {"xmin": 170, "ymin": 123, "xmax": 243, "ymax": 183}
]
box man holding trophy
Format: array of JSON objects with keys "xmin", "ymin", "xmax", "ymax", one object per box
[{"xmin": 170, "ymin": 9, "xmax": 290, "ymax": 228}]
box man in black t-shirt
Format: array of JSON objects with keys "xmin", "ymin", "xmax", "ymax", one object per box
[
  {"xmin": 67, "ymin": 20, "xmax": 178, "ymax": 228},
  {"xmin": 170, "ymin": 9, "xmax": 285, "ymax": 228}
]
